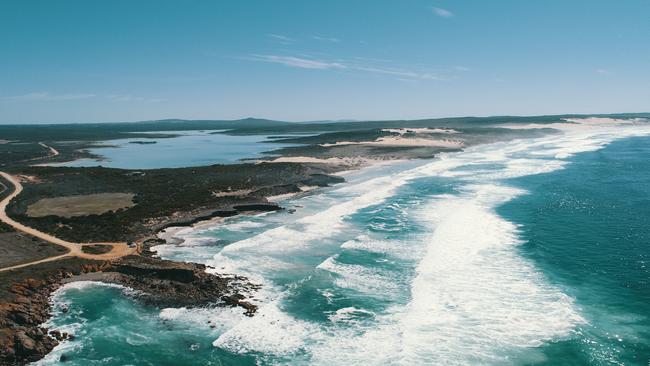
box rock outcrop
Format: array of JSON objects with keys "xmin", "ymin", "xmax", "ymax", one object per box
[
  {"xmin": 0, "ymin": 257, "xmax": 258, "ymax": 365},
  {"xmin": 101, "ymin": 256, "xmax": 259, "ymax": 311},
  {"xmin": 0, "ymin": 262, "xmax": 109, "ymax": 365}
]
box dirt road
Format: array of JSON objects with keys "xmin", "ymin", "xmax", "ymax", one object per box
[{"xmin": 0, "ymin": 171, "xmax": 137, "ymax": 272}]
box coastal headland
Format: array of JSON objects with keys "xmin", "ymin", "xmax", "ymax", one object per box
[{"xmin": 0, "ymin": 114, "xmax": 646, "ymax": 364}]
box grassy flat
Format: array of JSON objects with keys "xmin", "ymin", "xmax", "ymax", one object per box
[{"xmin": 26, "ymin": 193, "xmax": 135, "ymax": 218}]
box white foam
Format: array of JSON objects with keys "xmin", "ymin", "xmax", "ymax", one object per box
[
  {"xmin": 52, "ymin": 280, "xmax": 131, "ymax": 297},
  {"xmin": 305, "ymin": 121, "xmax": 650, "ymax": 364},
  {"xmin": 317, "ymin": 256, "xmax": 402, "ymax": 295},
  {"xmin": 223, "ymin": 220, "xmax": 267, "ymax": 232},
  {"xmin": 328, "ymin": 307, "xmax": 376, "ymax": 324},
  {"xmin": 213, "ymin": 301, "xmax": 317, "ymax": 356},
  {"xmin": 340, "ymin": 234, "xmax": 421, "ymax": 260},
  {"xmin": 176, "ymin": 119, "xmax": 650, "ymax": 363},
  {"xmin": 159, "ymin": 306, "xmax": 245, "ymax": 333},
  {"xmin": 397, "ymin": 188, "xmax": 582, "ymax": 363},
  {"xmin": 204, "ymin": 162, "xmax": 436, "ymax": 282}
]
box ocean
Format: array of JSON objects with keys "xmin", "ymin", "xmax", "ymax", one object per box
[{"xmin": 36, "ymin": 121, "xmax": 650, "ymax": 365}]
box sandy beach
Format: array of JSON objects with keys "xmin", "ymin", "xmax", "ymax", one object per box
[
  {"xmin": 320, "ymin": 136, "xmax": 464, "ymax": 148},
  {"xmin": 382, "ymin": 127, "xmax": 460, "ymax": 135},
  {"xmin": 268, "ymin": 156, "xmax": 376, "ymax": 166}
]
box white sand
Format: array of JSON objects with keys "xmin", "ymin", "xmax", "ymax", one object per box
[
  {"xmin": 320, "ymin": 141, "xmax": 360, "ymax": 147},
  {"xmin": 265, "ymin": 192, "xmax": 298, "ymax": 201},
  {"xmin": 499, "ymin": 117, "xmax": 645, "ymax": 131},
  {"xmin": 266, "ymin": 185, "xmax": 321, "ymax": 202},
  {"xmin": 382, "ymin": 128, "xmax": 460, "ymax": 135},
  {"xmin": 212, "ymin": 189, "xmax": 253, "ymax": 198},
  {"xmin": 157, "ymin": 226, "xmax": 189, "ymax": 243},
  {"xmin": 564, "ymin": 117, "xmax": 642, "ymax": 125},
  {"xmin": 268, "ymin": 156, "xmax": 374, "ymax": 166},
  {"xmin": 372, "ymin": 136, "xmax": 464, "ymax": 147},
  {"xmin": 321, "ymin": 136, "xmax": 464, "ymax": 148},
  {"xmin": 157, "ymin": 215, "xmax": 226, "ymax": 244}
]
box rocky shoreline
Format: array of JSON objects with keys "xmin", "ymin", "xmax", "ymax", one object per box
[
  {"xmin": 0, "ymin": 168, "xmax": 347, "ymax": 365},
  {"xmin": 0, "ymin": 255, "xmax": 260, "ymax": 365}
]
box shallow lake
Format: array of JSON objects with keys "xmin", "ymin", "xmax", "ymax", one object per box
[{"xmin": 60, "ymin": 130, "xmax": 297, "ymax": 169}]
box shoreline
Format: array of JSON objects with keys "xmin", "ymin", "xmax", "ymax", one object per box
[
  {"xmin": 0, "ymin": 168, "xmax": 350, "ymax": 364},
  {"xmin": 148, "ymin": 159, "xmax": 378, "ymax": 250},
  {"xmin": 0, "ymin": 118, "xmax": 598, "ymax": 364},
  {"xmin": 0, "ymin": 123, "xmax": 552, "ymax": 364},
  {"xmin": 0, "ymin": 254, "xmax": 262, "ymax": 364},
  {"xmin": 149, "ymin": 156, "xmax": 403, "ymax": 251}
]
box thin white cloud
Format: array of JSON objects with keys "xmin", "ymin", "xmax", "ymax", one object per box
[
  {"xmin": 106, "ymin": 95, "xmax": 162, "ymax": 103},
  {"xmin": 432, "ymin": 7, "xmax": 453, "ymax": 18},
  {"xmin": 596, "ymin": 69, "xmax": 611, "ymax": 75},
  {"xmin": 267, "ymin": 33, "xmax": 296, "ymax": 44},
  {"xmin": 249, "ymin": 55, "xmax": 346, "ymax": 69},
  {"xmin": 248, "ymin": 54, "xmax": 445, "ymax": 81},
  {"xmin": 1, "ymin": 92, "xmax": 96, "ymax": 101},
  {"xmin": 312, "ymin": 35, "xmax": 341, "ymax": 43},
  {"xmin": 354, "ymin": 66, "xmax": 444, "ymax": 81},
  {"xmin": 454, "ymin": 66, "xmax": 471, "ymax": 72}
]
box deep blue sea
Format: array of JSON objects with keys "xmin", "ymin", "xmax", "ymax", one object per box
[{"xmin": 36, "ymin": 123, "xmax": 650, "ymax": 365}]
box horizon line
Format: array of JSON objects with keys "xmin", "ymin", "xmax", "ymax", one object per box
[{"xmin": 1, "ymin": 111, "xmax": 649, "ymax": 127}]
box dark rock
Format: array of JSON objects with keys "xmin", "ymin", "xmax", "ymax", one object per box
[
  {"xmin": 49, "ymin": 330, "xmax": 66, "ymax": 342},
  {"xmin": 14, "ymin": 331, "xmax": 35, "ymax": 352},
  {"xmin": 0, "ymin": 255, "xmax": 259, "ymax": 365},
  {"xmin": 239, "ymin": 301, "xmax": 257, "ymax": 317},
  {"xmin": 232, "ymin": 203, "xmax": 282, "ymax": 212}
]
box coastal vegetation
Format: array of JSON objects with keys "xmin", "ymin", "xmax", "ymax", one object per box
[{"xmin": 7, "ymin": 162, "xmax": 341, "ymax": 242}]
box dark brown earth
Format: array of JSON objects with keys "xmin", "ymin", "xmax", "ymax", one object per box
[
  {"xmin": 80, "ymin": 244, "xmax": 113, "ymax": 255},
  {"xmin": 0, "ymin": 223, "xmax": 67, "ymax": 268}
]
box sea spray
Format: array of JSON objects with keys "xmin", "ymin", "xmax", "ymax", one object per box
[{"xmin": 39, "ymin": 119, "xmax": 650, "ymax": 365}]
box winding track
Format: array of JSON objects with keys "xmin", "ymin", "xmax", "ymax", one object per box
[
  {"xmin": 37, "ymin": 142, "xmax": 60, "ymax": 158},
  {"xmin": 0, "ymin": 171, "xmax": 137, "ymax": 272}
]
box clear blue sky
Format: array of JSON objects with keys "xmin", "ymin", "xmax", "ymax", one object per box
[{"xmin": 1, "ymin": 0, "xmax": 649, "ymax": 124}]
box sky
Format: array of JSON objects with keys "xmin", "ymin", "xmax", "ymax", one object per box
[{"xmin": 1, "ymin": 0, "xmax": 649, "ymax": 124}]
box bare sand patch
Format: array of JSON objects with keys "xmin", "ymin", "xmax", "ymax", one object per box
[
  {"xmin": 17, "ymin": 175, "xmax": 42, "ymax": 184},
  {"xmin": 499, "ymin": 117, "xmax": 646, "ymax": 131},
  {"xmin": 382, "ymin": 128, "xmax": 460, "ymax": 135},
  {"xmin": 321, "ymin": 136, "xmax": 464, "ymax": 148},
  {"xmin": 372, "ymin": 136, "xmax": 464, "ymax": 147},
  {"xmin": 268, "ymin": 156, "xmax": 374, "ymax": 166},
  {"xmin": 266, "ymin": 184, "xmax": 320, "ymax": 202},
  {"xmin": 26, "ymin": 193, "xmax": 135, "ymax": 218},
  {"xmin": 212, "ymin": 189, "xmax": 253, "ymax": 198}
]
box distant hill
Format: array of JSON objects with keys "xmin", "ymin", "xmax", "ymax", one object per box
[
  {"xmin": 0, "ymin": 113, "xmax": 647, "ymax": 142},
  {"xmin": 128, "ymin": 118, "xmax": 292, "ymax": 130},
  {"xmin": 0, "ymin": 118, "xmax": 293, "ymax": 141},
  {"xmin": 224, "ymin": 113, "xmax": 650, "ymax": 135}
]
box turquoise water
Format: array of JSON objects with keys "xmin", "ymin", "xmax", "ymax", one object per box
[
  {"xmin": 499, "ymin": 135, "xmax": 650, "ymax": 365},
  {"xmin": 60, "ymin": 131, "xmax": 296, "ymax": 169},
  {"xmin": 37, "ymin": 123, "xmax": 650, "ymax": 365}
]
